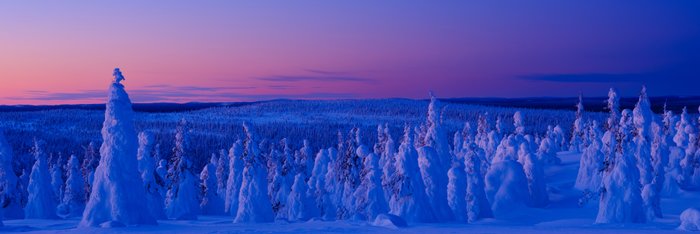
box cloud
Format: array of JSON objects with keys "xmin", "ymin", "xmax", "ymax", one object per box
[
  {"xmin": 256, "ymin": 75, "xmax": 375, "ymax": 83},
  {"xmin": 518, "ymin": 73, "xmax": 655, "ymax": 83},
  {"xmin": 8, "ymin": 85, "xmax": 356, "ymax": 103}
]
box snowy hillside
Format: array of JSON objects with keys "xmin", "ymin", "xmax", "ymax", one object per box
[{"xmin": 1, "ymin": 70, "xmax": 700, "ymax": 233}]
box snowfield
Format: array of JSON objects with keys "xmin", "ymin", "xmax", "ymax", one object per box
[{"xmin": 1, "ymin": 70, "xmax": 699, "ymax": 233}]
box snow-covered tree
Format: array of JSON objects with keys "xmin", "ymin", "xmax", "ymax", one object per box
[
  {"xmin": 537, "ymin": 128, "xmax": 562, "ymax": 165},
  {"xmin": 646, "ymin": 122, "xmax": 667, "ymax": 219},
  {"xmin": 422, "ymin": 93, "xmax": 451, "ymax": 173},
  {"xmin": 464, "ymin": 143, "xmax": 492, "ymax": 222},
  {"xmin": 575, "ymin": 121, "xmax": 604, "ymax": 192},
  {"xmin": 519, "ymin": 143, "xmax": 548, "ymax": 207},
  {"xmin": 234, "ymin": 123, "xmax": 274, "ymax": 223},
  {"xmin": 354, "ymin": 153, "xmax": 388, "ymax": 221},
  {"xmin": 225, "ymin": 140, "xmax": 244, "ymax": 216},
  {"xmin": 513, "ymin": 111, "xmax": 525, "ymax": 136},
  {"xmin": 0, "ymin": 128, "xmax": 23, "ymax": 219},
  {"xmin": 596, "ymin": 109, "xmax": 645, "ymax": 224},
  {"xmin": 417, "ymin": 145, "xmax": 454, "ymax": 221},
  {"xmin": 156, "ymin": 159, "xmax": 169, "ymax": 198},
  {"xmin": 57, "ymin": 155, "xmax": 85, "ymax": 218},
  {"xmin": 388, "ymin": 126, "xmax": 435, "ymax": 223},
  {"xmin": 298, "ymin": 139, "xmax": 314, "ymax": 180},
  {"xmin": 200, "ymin": 155, "xmax": 224, "ymax": 215},
  {"xmin": 633, "ymin": 87, "xmax": 654, "ymax": 186},
  {"xmin": 50, "ymin": 154, "xmax": 65, "ymax": 205},
  {"xmin": 447, "ymin": 156, "xmax": 467, "ymax": 222},
  {"xmin": 486, "ymin": 135, "xmax": 530, "ymax": 217},
  {"xmin": 287, "ymin": 173, "xmax": 315, "ymax": 221},
  {"xmin": 165, "ymin": 120, "xmax": 200, "ymax": 220},
  {"xmin": 570, "ymin": 94, "xmax": 586, "ymax": 152},
  {"xmin": 25, "ymin": 140, "xmax": 58, "ymax": 219},
  {"xmin": 216, "ymin": 149, "xmax": 229, "ymax": 200},
  {"xmin": 136, "ymin": 132, "xmax": 166, "ymax": 219},
  {"xmin": 81, "ymin": 141, "xmax": 99, "ymax": 193},
  {"xmin": 80, "ymin": 68, "xmax": 156, "ymax": 227},
  {"xmin": 307, "ymin": 148, "xmax": 333, "ymax": 220}
]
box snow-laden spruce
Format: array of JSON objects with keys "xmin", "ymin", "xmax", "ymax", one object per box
[
  {"xmin": 575, "ymin": 121, "xmax": 604, "ymax": 192},
  {"xmin": 225, "ymin": 140, "xmax": 244, "ymax": 216},
  {"xmin": 137, "ymin": 132, "xmax": 166, "ymax": 220},
  {"xmin": 234, "ymin": 123, "xmax": 274, "ymax": 223},
  {"xmin": 570, "ymin": 94, "xmax": 586, "ymax": 152},
  {"xmin": 165, "ymin": 120, "xmax": 200, "ymax": 220},
  {"xmin": 388, "ymin": 126, "xmax": 435, "ymax": 223},
  {"xmin": 200, "ymin": 155, "xmax": 225, "ymax": 215},
  {"xmin": 81, "ymin": 141, "xmax": 99, "ymax": 193},
  {"xmin": 57, "ymin": 155, "xmax": 86, "ymax": 218},
  {"xmin": 0, "ymin": 128, "xmax": 23, "ymax": 219},
  {"xmin": 216, "ymin": 149, "xmax": 229, "ymax": 201},
  {"xmin": 596, "ymin": 109, "xmax": 645, "ymax": 224},
  {"xmin": 447, "ymin": 155, "xmax": 467, "ymax": 222},
  {"xmin": 80, "ymin": 68, "xmax": 156, "ymax": 227},
  {"xmin": 354, "ymin": 152, "xmax": 388, "ymax": 221},
  {"xmin": 286, "ymin": 173, "xmax": 315, "ymax": 221},
  {"xmin": 464, "ymin": 143, "xmax": 492, "ymax": 222},
  {"xmin": 308, "ymin": 148, "xmax": 335, "ymax": 220},
  {"xmin": 50, "ymin": 154, "xmax": 65, "ymax": 205},
  {"xmin": 25, "ymin": 140, "xmax": 58, "ymax": 219},
  {"xmin": 519, "ymin": 142, "xmax": 548, "ymax": 207},
  {"xmin": 486, "ymin": 134, "xmax": 530, "ymax": 217}
]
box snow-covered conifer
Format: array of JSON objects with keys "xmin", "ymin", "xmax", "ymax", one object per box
[
  {"xmin": 354, "ymin": 153, "xmax": 388, "ymax": 221},
  {"xmin": 519, "ymin": 143, "xmax": 548, "ymax": 207},
  {"xmin": 308, "ymin": 148, "xmax": 333, "ymax": 220},
  {"xmin": 464, "ymin": 143, "xmax": 492, "ymax": 222},
  {"xmin": 234, "ymin": 123, "xmax": 274, "ymax": 223},
  {"xmin": 57, "ymin": 155, "xmax": 85, "ymax": 218},
  {"xmin": 388, "ymin": 126, "xmax": 435, "ymax": 223},
  {"xmin": 80, "ymin": 68, "xmax": 155, "ymax": 227},
  {"xmin": 216, "ymin": 149, "xmax": 229, "ymax": 199},
  {"xmin": 447, "ymin": 156, "xmax": 467, "ymax": 222},
  {"xmin": 287, "ymin": 173, "xmax": 315, "ymax": 221},
  {"xmin": 50, "ymin": 154, "xmax": 65, "ymax": 204},
  {"xmin": 596, "ymin": 109, "xmax": 645, "ymax": 224},
  {"xmin": 225, "ymin": 140, "xmax": 244, "ymax": 216},
  {"xmin": 575, "ymin": 121, "xmax": 604, "ymax": 192},
  {"xmin": 570, "ymin": 94, "xmax": 586, "ymax": 152},
  {"xmin": 165, "ymin": 120, "xmax": 200, "ymax": 220},
  {"xmin": 26, "ymin": 140, "xmax": 58, "ymax": 219},
  {"xmin": 200, "ymin": 155, "xmax": 224, "ymax": 215}
]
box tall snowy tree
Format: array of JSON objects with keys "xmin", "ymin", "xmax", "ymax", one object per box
[
  {"xmin": 225, "ymin": 140, "xmax": 244, "ymax": 216},
  {"xmin": 447, "ymin": 156, "xmax": 467, "ymax": 222},
  {"xmin": 388, "ymin": 126, "xmax": 435, "ymax": 223},
  {"xmin": 570, "ymin": 94, "xmax": 586, "ymax": 152},
  {"xmin": 165, "ymin": 120, "xmax": 200, "ymax": 220},
  {"xmin": 308, "ymin": 148, "xmax": 334, "ymax": 220},
  {"xmin": 0, "ymin": 128, "xmax": 23, "ymax": 219},
  {"xmin": 200, "ymin": 155, "xmax": 224, "ymax": 215},
  {"xmin": 80, "ymin": 68, "xmax": 156, "ymax": 227},
  {"xmin": 486, "ymin": 136, "xmax": 530, "ymax": 217},
  {"xmin": 596, "ymin": 109, "xmax": 645, "ymax": 224},
  {"xmin": 216, "ymin": 149, "xmax": 229, "ymax": 200},
  {"xmin": 464, "ymin": 143, "xmax": 492, "ymax": 223},
  {"xmin": 25, "ymin": 140, "xmax": 58, "ymax": 219},
  {"xmin": 50, "ymin": 154, "xmax": 65, "ymax": 205},
  {"xmin": 519, "ymin": 143, "xmax": 548, "ymax": 207},
  {"xmin": 575, "ymin": 121, "xmax": 604, "ymax": 192},
  {"xmin": 286, "ymin": 173, "xmax": 315, "ymax": 221},
  {"xmin": 137, "ymin": 132, "xmax": 166, "ymax": 219},
  {"xmin": 57, "ymin": 155, "xmax": 85, "ymax": 218},
  {"xmin": 234, "ymin": 123, "xmax": 274, "ymax": 223},
  {"xmin": 354, "ymin": 153, "xmax": 388, "ymax": 221},
  {"xmin": 422, "ymin": 93, "xmax": 451, "ymax": 173},
  {"xmin": 81, "ymin": 141, "xmax": 99, "ymax": 194}
]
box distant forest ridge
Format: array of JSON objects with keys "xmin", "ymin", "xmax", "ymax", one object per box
[{"xmin": 2, "ymin": 96, "xmax": 700, "ymax": 113}]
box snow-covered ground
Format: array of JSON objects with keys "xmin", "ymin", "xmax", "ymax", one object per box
[{"xmin": 1, "ymin": 151, "xmax": 694, "ymax": 233}]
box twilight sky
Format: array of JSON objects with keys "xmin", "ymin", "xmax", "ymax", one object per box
[{"xmin": 1, "ymin": 1, "xmax": 699, "ymax": 104}]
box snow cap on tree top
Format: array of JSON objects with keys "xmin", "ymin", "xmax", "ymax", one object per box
[{"xmin": 113, "ymin": 68, "xmax": 125, "ymax": 84}]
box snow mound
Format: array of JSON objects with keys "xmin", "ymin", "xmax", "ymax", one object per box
[
  {"xmin": 372, "ymin": 214, "xmax": 407, "ymax": 229},
  {"xmin": 100, "ymin": 221, "xmax": 126, "ymax": 228},
  {"xmin": 679, "ymin": 208, "xmax": 700, "ymax": 231}
]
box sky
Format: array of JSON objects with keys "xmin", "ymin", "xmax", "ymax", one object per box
[{"xmin": 0, "ymin": 1, "xmax": 699, "ymax": 104}]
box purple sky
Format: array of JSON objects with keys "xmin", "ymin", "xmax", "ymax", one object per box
[{"xmin": 0, "ymin": 1, "xmax": 699, "ymax": 104}]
